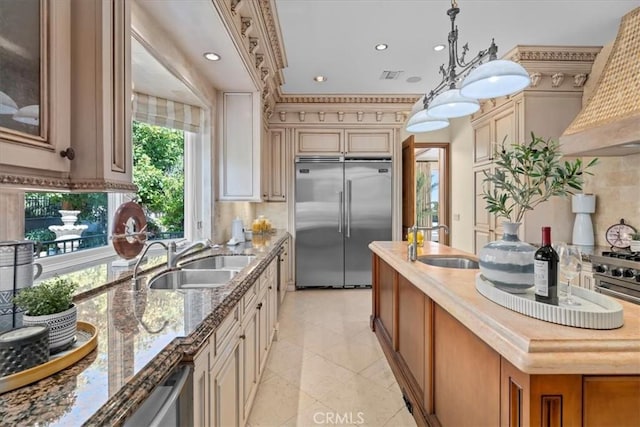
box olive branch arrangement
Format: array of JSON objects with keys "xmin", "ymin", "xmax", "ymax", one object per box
[{"xmin": 483, "ymin": 132, "xmax": 598, "ymax": 224}]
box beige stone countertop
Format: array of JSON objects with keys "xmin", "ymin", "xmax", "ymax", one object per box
[
  {"xmin": 369, "ymin": 241, "xmax": 640, "ymax": 375},
  {"xmin": 0, "ymin": 231, "xmax": 289, "ymax": 427}
]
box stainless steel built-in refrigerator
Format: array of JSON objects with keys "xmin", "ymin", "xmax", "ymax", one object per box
[{"xmin": 295, "ymin": 157, "xmax": 392, "ymax": 288}]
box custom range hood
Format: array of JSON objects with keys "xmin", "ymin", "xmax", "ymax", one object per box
[{"xmin": 560, "ymin": 7, "xmax": 640, "ymax": 156}]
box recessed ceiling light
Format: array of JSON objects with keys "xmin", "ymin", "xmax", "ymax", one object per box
[
  {"xmin": 375, "ymin": 43, "xmax": 388, "ymax": 51},
  {"xmin": 433, "ymin": 44, "xmax": 446, "ymax": 52},
  {"xmin": 203, "ymin": 52, "xmax": 221, "ymax": 61},
  {"xmin": 406, "ymin": 76, "xmax": 422, "ymax": 83},
  {"xmin": 314, "ymin": 75, "xmax": 327, "ymax": 82}
]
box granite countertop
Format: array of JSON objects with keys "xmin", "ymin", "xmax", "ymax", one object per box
[
  {"xmin": 0, "ymin": 231, "xmax": 289, "ymax": 426},
  {"xmin": 370, "ymin": 241, "xmax": 640, "ymax": 375}
]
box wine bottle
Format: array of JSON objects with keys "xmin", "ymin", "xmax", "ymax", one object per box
[{"xmin": 534, "ymin": 227, "xmax": 559, "ymax": 305}]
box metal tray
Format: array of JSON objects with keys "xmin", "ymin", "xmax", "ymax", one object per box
[
  {"xmin": 0, "ymin": 321, "xmax": 97, "ymax": 393},
  {"xmin": 475, "ymin": 273, "xmax": 624, "ymax": 329}
]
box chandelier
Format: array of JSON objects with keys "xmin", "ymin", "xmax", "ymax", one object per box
[{"xmin": 406, "ymin": 0, "xmax": 531, "ymax": 133}]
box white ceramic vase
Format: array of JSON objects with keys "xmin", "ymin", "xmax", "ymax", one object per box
[
  {"xmin": 478, "ymin": 222, "xmax": 536, "ymax": 293},
  {"xmin": 22, "ymin": 304, "xmax": 77, "ymax": 352}
]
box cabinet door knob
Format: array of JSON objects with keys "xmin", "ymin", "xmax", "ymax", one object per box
[
  {"xmin": 59, "ymin": 147, "xmax": 75, "ymax": 160},
  {"xmin": 239, "ymin": 334, "xmax": 246, "ymax": 340},
  {"xmin": 257, "ymin": 302, "xmax": 263, "ymax": 310},
  {"xmin": 268, "ymin": 286, "xmax": 272, "ymax": 290}
]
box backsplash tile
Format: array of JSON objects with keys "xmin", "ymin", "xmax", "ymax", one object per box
[
  {"xmin": 254, "ymin": 202, "xmax": 288, "ymax": 231},
  {"xmin": 214, "ymin": 202, "xmax": 255, "ymax": 243},
  {"xmin": 582, "ymin": 153, "xmax": 640, "ymax": 247}
]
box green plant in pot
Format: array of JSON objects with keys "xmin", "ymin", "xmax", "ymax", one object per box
[
  {"xmin": 479, "ymin": 132, "xmax": 597, "ymax": 293},
  {"xmin": 13, "ymin": 276, "xmax": 78, "ymax": 352}
]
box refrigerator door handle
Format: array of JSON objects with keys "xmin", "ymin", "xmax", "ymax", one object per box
[
  {"xmin": 338, "ymin": 191, "xmax": 343, "ymax": 233},
  {"xmin": 346, "ymin": 180, "xmax": 351, "ymax": 238}
]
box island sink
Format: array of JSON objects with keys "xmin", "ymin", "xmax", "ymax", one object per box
[
  {"xmin": 417, "ymin": 255, "xmax": 479, "ymax": 269},
  {"xmin": 148, "ymin": 269, "xmax": 237, "ymax": 290}
]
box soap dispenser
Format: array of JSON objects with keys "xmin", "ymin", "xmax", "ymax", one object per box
[{"xmin": 231, "ymin": 217, "xmax": 245, "ymax": 243}]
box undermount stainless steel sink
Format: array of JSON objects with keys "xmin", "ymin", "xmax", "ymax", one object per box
[
  {"xmin": 148, "ymin": 269, "xmax": 237, "ymax": 290},
  {"xmin": 179, "ymin": 255, "xmax": 256, "ymax": 270},
  {"xmin": 417, "ymin": 255, "xmax": 479, "ymax": 269}
]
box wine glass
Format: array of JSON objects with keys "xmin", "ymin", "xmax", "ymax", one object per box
[{"xmin": 559, "ymin": 244, "xmax": 582, "ymax": 306}]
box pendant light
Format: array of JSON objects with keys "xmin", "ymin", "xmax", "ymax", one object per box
[
  {"xmin": 406, "ymin": 98, "xmax": 449, "ymax": 133},
  {"xmin": 409, "ymin": 0, "xmax": 531, "ymax": 131}
]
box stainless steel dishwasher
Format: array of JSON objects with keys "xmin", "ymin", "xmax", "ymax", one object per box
[{"xmin": 124, "ymin": 365, "xmax": 192, "ymax": 427}]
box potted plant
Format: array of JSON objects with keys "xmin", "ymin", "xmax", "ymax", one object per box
[
  {"xmin": 630, "ymin": 232, "xmax": 640, "ymax": 252},
  {"xmin": 479, "ymin": 132, "xmax": 597, "ymax": 293},
  {"xmin": 13, "ymin": 276, "xmax": 78, "ymax": 352}
]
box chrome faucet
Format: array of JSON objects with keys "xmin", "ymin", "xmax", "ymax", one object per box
[
  {"xmin": 132, "ymin": 241, "xmax": 169, "ymax": 284},
  {"xmin": 407, "ymin": 224, "xmax": 450, "ymax": 262},
  {"xmin": 167, "ymin": 239, "xmax": 211, "ymax": 268},
  {"xmin": 131, "ymin": 239, "xmax": 211, "ymax": 289}
]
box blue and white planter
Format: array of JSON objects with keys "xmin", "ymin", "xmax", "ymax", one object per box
[{"xmin": 479, "ymin": 222, "xmax": 536, "ymax": 294}]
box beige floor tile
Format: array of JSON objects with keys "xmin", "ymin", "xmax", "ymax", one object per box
[
  {"xmin": 249, "ymin": 289, "xmax": 408, "ymax": 427},
  {"xmin": 281, "ymin": 399, "xmax": 337, "ymax": 427},
  {"xmin": 314, "ymin": 340, "xmax": 384, "ymax": 373},
  {"xmin": 359, "ymin": 356, "xmax": 397, "ymax": 389},
  {"xmin": 383, "ymin": 407, "xmax": 417, "ymax": 427},
  {"xmin": 278, "ymin": 354, "xmax": 358, "ymax": 400},
  {"xmin": 264, "ymin": 338, "xmax": 314, "ymax": 377},
  {"xmin": 247, "ymin": 374, "xmax": 316, "ymax": 427},
  {"xmin": 316, "ymin": 375, "xmax": 405, "ymax": 427}
]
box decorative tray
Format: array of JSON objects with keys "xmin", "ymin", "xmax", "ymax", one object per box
[
  {"xmin": 0, "ymin": 321, "xmax": 97, "ymax": 393},
  {"xmin": 475, "ymin": 273, "xmax": 624, "ymax": 329}
]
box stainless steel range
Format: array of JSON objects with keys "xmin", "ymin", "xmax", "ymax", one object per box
[{"xmin": 591, "ymin": 251, "xmax": 640, "ymax": 305}]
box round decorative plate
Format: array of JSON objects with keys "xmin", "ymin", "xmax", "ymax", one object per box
[{"xmin": 112, "ymin": 202, "xmax": 147, "ymax": 259}]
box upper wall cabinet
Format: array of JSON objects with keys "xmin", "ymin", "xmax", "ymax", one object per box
[
  {"xmin": 261, "ymin": 128, "xmax": 288, "ymax": 202},
  {"xmin": 0, "ymin": 0, "xmax": 72, "ymax": 188},
  {"xmin": 0, "ymin": 0, "xmax": 136, "ymax": 192},
  {"xmin": 294, "ymin": 128, "xmax": 393, "ymax": 157},
  {"xmin": 68, "ymin": 0, "xmax": 135, "ymax": 192},
  {"xmin": 218, "ymin": 92, "xmax": 261, "ymax": 201}
]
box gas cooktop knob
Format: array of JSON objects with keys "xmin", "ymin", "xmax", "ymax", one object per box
[
  {"xmin": 594, "ymin": 264, "xmax": 607, "ymax": 274},
  {"xmin": 612, "ymin": 268, "xmax": 623, "ymax": 277},
  {"xmin": 623, "ymin": 269, "xmax": 635, "ymax": 278},
  {"xmin": 636, "ymin": 274, "xmax": 640, "ymax": 283}
]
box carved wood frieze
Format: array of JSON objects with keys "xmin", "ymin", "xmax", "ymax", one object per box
[
  {"xmin": 0, "ymin": 174, "xmax": 138, "ymax": 192},
  {"xmin": 277, "ymin": 95, "xmax": 420, "ymax": 104}
]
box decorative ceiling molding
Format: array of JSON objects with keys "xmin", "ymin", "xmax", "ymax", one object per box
[
  {"xmin": 276, "ymin": 94, "xmax": 420, "ymax": 104},
  {"xmin": 257, "ymin": 0, "xmax": 287, "ymax": 71},
  {"xmin": 506, "ymin": 46, "xmax": 602, "ymax": 64}
]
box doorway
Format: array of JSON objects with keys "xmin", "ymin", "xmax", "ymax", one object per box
[{"xmin": 401, "ymin": 136, "xmax": 450, "ymax": 245}]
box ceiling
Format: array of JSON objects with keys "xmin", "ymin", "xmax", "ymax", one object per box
[
  {"xmin": 274, "ymin": 0, "xmax": 638, "ymax": 96},
  {"xmin": 131, "ymin": 0, "xmax": 637, "ymax": 102}
]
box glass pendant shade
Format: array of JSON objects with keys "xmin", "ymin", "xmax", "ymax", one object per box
[
  {"xmin": 427, "ymin": 89, "xmax": 480, "ymax": 119},
  {"xmin": 406, "ymin": 108, "xmax": 450, "ymax": 133},
  {"xmin": 0, "ymin": 91, "xmax": 18, "ymax": 114},
  {"xmin": 460, "ymin": 60, "xmax": 531, "ymax": 99},
  {"xmin": 13, "ymin": 105, "xmax": 39, "ymax": 126}
]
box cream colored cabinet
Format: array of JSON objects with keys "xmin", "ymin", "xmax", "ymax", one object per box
[
  {"xmin": 262, "ymin": 128, "xmax": 288, "ymax": 201},
  {"xmin": 295, "ymin": 128, "xmax": 393, "ymax": 157},
  {"xmin": 219, "ymin": 92, "xmax": 262, "ymax": 201},
  {"xmin": 241, "ymin": 300, "xmax": 259, "ymax": 422},
  {"xmin": 279, "ymin": 237, "xmax": 291, "ymax": 303},
  {"xmin": 192, "ymin": 341, "xmax": 210, "ymax": 427},
  {"xmin": 210, "ymin": 338, "xmax": 242, "ymax": 427},
  {"xmin": 67, "ymin": 0, "xmax": 135, "ymax": 192}
]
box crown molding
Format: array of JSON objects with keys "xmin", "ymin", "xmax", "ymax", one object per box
[
  {"xmin": 0, "ymin": 173, "xmax": 138, "ymax": 192},
  {"xmin": 276, "ymin": 93, "xmax": 420, "ymax": 104},
  {"xmin": 506, "ymin": 46, "xmax": 602, "ymax": 63}
]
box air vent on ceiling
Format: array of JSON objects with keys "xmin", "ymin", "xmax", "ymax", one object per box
[{"xmin": 380, "ymin": 70, "xmax": 404, "ymax": 80}]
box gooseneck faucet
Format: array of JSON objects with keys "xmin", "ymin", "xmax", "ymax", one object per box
[
  {"xmin": 132, "ymin": 241, "xmax": 169, "ymax": 283},
  {"xmin": 407, "ymin": 224, "xmax": 450, "ymax": 262},
  {"xmin": 167, "ymin": 239, "xmax": 211, "ymax": 268}
]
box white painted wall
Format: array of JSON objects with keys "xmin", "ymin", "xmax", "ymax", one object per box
[{"xmin": 448, "ymin": 118, "xmax": 475, "ymax": 253}]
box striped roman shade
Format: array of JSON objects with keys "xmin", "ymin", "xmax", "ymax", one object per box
[{"xmin": 133, "ymin": 92, "xmax": 201, "ymax": 132}]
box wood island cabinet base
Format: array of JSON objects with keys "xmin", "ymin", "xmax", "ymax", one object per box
[{"xmin": 371, "ymin": 254, "xmax": 640, "ymax": 427}]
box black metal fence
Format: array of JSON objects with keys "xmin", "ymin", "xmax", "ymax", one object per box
[{"xmin": 34, "ymin": 231, "xmax": 185, "ymax": 258}]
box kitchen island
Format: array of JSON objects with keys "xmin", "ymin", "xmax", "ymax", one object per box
[
  {"xmin": 370, "ymin": 241, "xmax": 640, "ymax": 427},
  {"xmin": 0, "ymin": 231, "xmax": 289, "ymax": 426}
]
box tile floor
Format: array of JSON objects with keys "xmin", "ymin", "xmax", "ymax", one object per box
[{"xmin": 247, "ymin": 289, "xmax": 417, "ymax": 427}]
